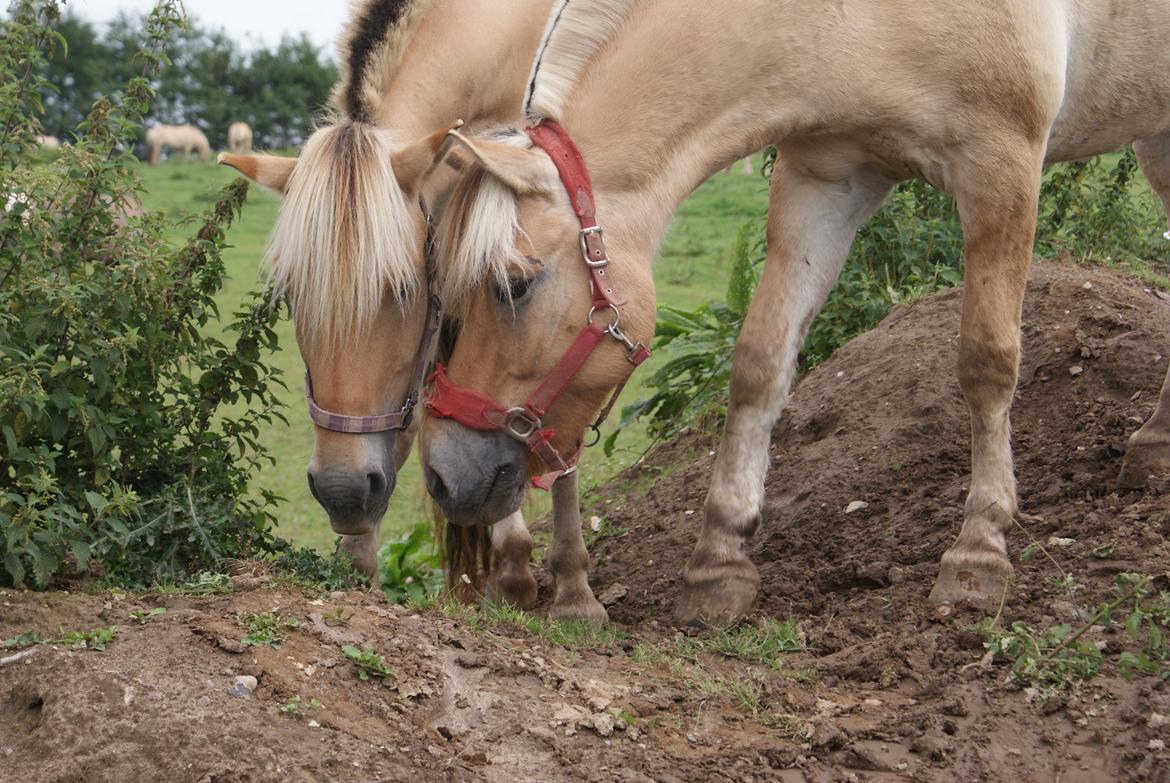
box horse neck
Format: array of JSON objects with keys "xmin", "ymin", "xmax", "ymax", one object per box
[
  {"xmin": 552, "ymin": 0, "xmax": 831, "ymax": 258},
  {"xmin": 372, "ymin": 0, "xmax": 559, "ymax": 135}
]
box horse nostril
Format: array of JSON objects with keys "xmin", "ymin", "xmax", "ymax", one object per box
[
  {"xmin": 307, "ymin": 470, "xmax": 321, "ymax": 503},
  {"xmin": 426, "ymin": 469, "xmax": 450, "ymax": 506},
  {"xmin": 367, "ymin": 470, "xmax": 387, "ymax": 500}
]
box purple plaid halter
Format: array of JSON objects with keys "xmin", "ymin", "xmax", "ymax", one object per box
[{"xmin": 304, "ymin": 209, "xmax": 442, "ymax": 434}]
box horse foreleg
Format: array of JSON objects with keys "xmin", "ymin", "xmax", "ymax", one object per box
[
  {"xmin": 674, "ymin": 156, "xmax": 894, "ymax": 627},
  {"xmin": 547, "ymin": 471, "xmax": 607, "ymax": 623},
  {"xmin": 339, "ymin": 525, "xmax": 381, "ymax": 582},
  {"xmin": 485, "ymin": 511, "xmax": 538, "ymax": 608},
  {"xmin": 929, "ymin": 141, "xmax": 1044, "ymax": 610},
  {"xmin": 1119, "ymin": 361, "xmax": 1170, "ymax": 488}
]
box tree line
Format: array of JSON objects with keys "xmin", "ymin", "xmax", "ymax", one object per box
[{"xmin": 39, "ymin": 12, "xmax": 337, "ymax": 151}]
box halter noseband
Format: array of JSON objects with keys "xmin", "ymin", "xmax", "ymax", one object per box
[
  {"xmin": 303, "ymin": 207, "xmax": 442, "ymax": 434},
  {"xmin": 424, "ymin": 120, "xmax": 651, "ymax": 489}
]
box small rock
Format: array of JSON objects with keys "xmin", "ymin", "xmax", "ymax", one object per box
[
  {"xmin": 228, "ymin": 675, "xmax": 257, "ymax": 700},
  {"xmin": 455, "ymin": 653, "xmax": 488, "ymax": 669},
  {"xmin": 1069, "ymin": 365, "xmax": 1084, "ymax": 377},
  {"xmin": 598, "ymin": 584, "xmax": 628, "ymax": 607},
  {"xmin": 1147, "ymin": 712, "xmax": 1168, "ymax": 729},
  {"xmin": 1149, "ymin": 739, "xmax": 1166, "ymax": 752},
  {"xmin": 307, "ymin": 720, "xmax": 321, "ymax": 729},
  {"xmin": 844, "ymin": 500, "xmax": 869, "ymax": 514},
  {"xmin": 1082, "ymin": 281, "xmax": 1093, "ymax": 290},
  {"xmin": 591, "ymin": 713, "xmax": 615, "ymax": 737},
  {"xmin": 215, "ymin": 636, "xmax": 246, "ymax": 654},
  {"xmin": 1047, "ymin": 536, "xmax": 1075, "ymax": 547},
  {"xmin": 590, "ymin": 516, "xmax": 602, "ymax": 532},
  {"xmin": 911, "ymin": 732, "xmax": 950, "ymax": 761}
]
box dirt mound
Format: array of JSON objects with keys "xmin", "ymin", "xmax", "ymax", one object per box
[
  {"xmin": 3, "ymin": 259, "xmax": 1168, "ymax": 783},
  {"xmin": 590, "ymin": 258, "xmax": 1170, "ymax": 779}
]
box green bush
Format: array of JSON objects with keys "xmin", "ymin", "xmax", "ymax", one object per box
[{"xmin": 0, "ymin": 1, "xmax": 285, "ymax": 587}]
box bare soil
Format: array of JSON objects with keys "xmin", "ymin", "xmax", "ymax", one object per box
[{"xmin": 3, "ymin": 258, "xmax": 1169, "ymax": 782}]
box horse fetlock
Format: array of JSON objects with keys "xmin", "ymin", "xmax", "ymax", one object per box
[
  {"xmin": 486, "ymin": 567, "xmax": 539, "ymax": 609},
  {"xmin": 928, "ymin": 545, "xmax": 1013, "ymax": 611},
  {"xmin": 703, "ymin": 491, "xmax": 763, "ymax": 540},
  {"xmin": 1119, "ymin": 425, "xmax": 1170, "ymax": 489},
  {"xmin": 673, "ymin": 551, "xmax": 760, "ymax": 628},
  {"xmin": 551, "ymin": 587, "xmax": 608, "ymax": 625}
]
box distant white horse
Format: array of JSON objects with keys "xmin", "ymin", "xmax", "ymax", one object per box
[
  {"xmin": 145, "ymin": 124, "xmax": 211, "ymax": 165},
  {"xmin": 36, "ymin": 135, "xmax": 60, "ymax": 151},
  {"xmin": 227, "ymin": 122, "xmax": 253, "ymax": 155}
]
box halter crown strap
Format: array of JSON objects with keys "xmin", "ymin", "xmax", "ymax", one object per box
[{"xmin": 424, "ymin": 119, "xmax": 650, "ymax": 489}]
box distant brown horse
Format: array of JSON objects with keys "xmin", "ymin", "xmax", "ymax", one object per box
[
  {"xmin": 145, "ymin": 124, "xmax": 210, "ymax": 165},
  {"xmin": 227, "ymin": 122, "xmax": 253, "ymax": 154},
  {"xmin": 420, "ymin": 0, "xmax": 1170, "ymax": 626}
]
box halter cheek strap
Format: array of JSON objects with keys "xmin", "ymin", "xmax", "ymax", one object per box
[
  {"xmin": 304, "ymin": 207, "xmax": 443, "ymax": 434},
  {"xmin": 424, "ymin": 119, "xmax": 650, "ymax": 490}
]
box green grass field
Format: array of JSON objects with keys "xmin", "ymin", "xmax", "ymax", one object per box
[{"xmin": 135, "ymin": 155, "xmax": 770, "ymax": 552}]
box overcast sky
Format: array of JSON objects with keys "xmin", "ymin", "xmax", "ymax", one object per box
[{"xmin": 64, "ymin": 0, "xmax": 351, "ymax": 53}]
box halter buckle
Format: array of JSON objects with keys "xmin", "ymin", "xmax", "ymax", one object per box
[
  {"xmin": 580, "ymin": 226, "xmax": 608, "ymax": 267},
  {"xmin": 504, "ymin": 407, "xmax": 542, "ymax": 442}
]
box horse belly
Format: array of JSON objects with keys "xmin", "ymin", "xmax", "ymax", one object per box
[{"xmin": 1047, "ymin": 0, "xmax": 1170, "ymax": 162}]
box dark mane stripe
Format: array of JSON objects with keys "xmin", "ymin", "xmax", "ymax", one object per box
[{"xmin": 343, "ymin": 0, "xmax": 413, "ymax": 122}]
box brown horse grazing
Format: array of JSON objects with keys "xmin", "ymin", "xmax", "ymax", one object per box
[
  {"xmin": 218, "ymin": 0, "xmax": 557, "ymax": 591},
  {"xmin": 420, "ymin": 0, "xmax": 1170, "ymax": 625}
]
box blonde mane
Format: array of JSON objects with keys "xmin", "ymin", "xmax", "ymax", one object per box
[
  {"xmin": 524, "ymin": 0, "xmax": 637, "ymax": 122},
  {"xmin": 332, "ymin": 0, "xmax": 436, "ymax": 122},
  {"xmin": 436, "ymin": 134, "xmax": 533, "ymax": 311},
  {"xmin": 267, "ymin": 124, "xmax": 420, "ymax": 348}
]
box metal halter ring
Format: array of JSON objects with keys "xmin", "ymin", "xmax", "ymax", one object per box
[
  {"xmin": 584, "ymin": 425, "xmax": 602, "ymax": 448},
  {"xmin": 504, "ymin": 407, "xmax": 541, "ymax": 441},
  {"xmin": 587, "ymin": 303, "xmax": 620, "ymax": 330}
]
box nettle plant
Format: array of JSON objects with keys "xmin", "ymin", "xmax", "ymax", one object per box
[{"xmin": 0, "ymin": 0, "xmax": 285, "ymax": 587}]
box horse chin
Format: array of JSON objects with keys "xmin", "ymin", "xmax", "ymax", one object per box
[{"xmin": 327, "ymin": 511, "xmax": 382, "ymax": 538}]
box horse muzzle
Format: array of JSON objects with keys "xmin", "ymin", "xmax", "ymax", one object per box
[
  {"xmin": 422, "ymin": 422, "xmax": 527, "ymax": 527},
  {"xmin": 307, "ymin": 444, "xmax": 397, "ymax": 535}
]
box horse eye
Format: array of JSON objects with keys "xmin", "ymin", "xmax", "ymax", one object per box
[{"xmin": 495, "ymin": 275, "xmax": 535, "ymax": 304}]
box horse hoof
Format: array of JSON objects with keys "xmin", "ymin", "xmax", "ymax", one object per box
[
  {"xmin": 1118, "ymin": 435, "xmax": 1170, "ymax": 489},
  {"xmin": 928, "ymin": 549, "xmax": 1012, "ymax": 612},
  {"xmin": 486, "ymin": 568, "xmax": 539, "ymax": 610},
  {"xmin": 673, "ymin": 566, "xmax": 760, "ymax": 628},
  {"xmin": 551, "ymin": 595, "xmax": 609, "ymax": 625}
]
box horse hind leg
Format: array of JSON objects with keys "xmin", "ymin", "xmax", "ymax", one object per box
[
  {"xmin": 485, "ymin": 511, "xmax": 538, "ymax": 609},
  {"xmin": 1135, "ymin": 134, "xmax": 1170, "ymax": 240},
  {"xmin": 929, "ymin": 140, "xmax": 1045, "ymax": 611},
  {"xmin": 1119, "ymin": 361, "xmax": 1170, "ymax": 488},
  {"xmin": 1118, "ymin": 136, "xmax": 1170, "ymax": 488},
  {"xmin": 674, "ymin": 155, "xmax": 894, "ymax": 627}
]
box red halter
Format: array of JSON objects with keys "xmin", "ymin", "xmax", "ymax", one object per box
[{"xmin": 424, "ymin": 120, "xmax": 651, "ymax": 489}]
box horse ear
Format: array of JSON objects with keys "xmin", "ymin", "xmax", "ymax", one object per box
[
  {"xmin": 444, "ymin": 130, "xmax": 555, "ymax": 195},
  {"xmin": 390, "ymin": 121, "xmax": 464, "ymax": 198},
  {"xmin": 218, "ymin": 153, "xmax": 297, "ymax": 194}
]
